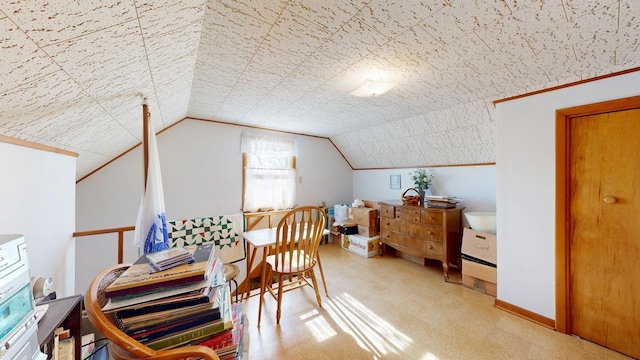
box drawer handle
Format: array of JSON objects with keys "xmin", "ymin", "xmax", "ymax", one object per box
[
  {"xmin": 428, "ymin": 244, "xmax": 433, "ymax": 249},
  {"xmin": 428, "ymin": 231, "xmax": 433, "ymax": 235}
]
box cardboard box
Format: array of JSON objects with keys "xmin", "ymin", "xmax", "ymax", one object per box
[
  {"xmin": 357, "ymin": 225, "xmax": 379, "ymax": 237},
  {"xmin": 461, "ymin": 228, "xmax": 497, "ymax": 265},
  {"xmin": 462, "ymin": 274, "xmax": 497, "ymax": 297},
  {"xmin": 363, "ymin": 200, "xmax": 379, "ymax": 209},
  {"xmin": 462, "ymin": 259, "xmax": 497, "ymax": 283},
  {"xmin": 341, "ymin": 234, "xmax": 380, "ymax": 258},
  {"xmin": 461, "ymin": 258, "xmax": 497, "ymax": 296},
  {"xmin": 351, "ymin": 207, "xmax": 379, "ymax": 228}
]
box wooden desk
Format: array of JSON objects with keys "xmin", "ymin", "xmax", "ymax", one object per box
[
  {"xmin": 38, "ymin": 295, "xmax": 83, "ymax": 360},
  {"xmin": 241, "ymin": 227, "xmax": 329, "ymax": 300}
]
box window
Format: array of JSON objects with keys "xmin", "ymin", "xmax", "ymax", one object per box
[{"xmin": 242, "ymin": 133, "xmax": 296, "ymax": 212}]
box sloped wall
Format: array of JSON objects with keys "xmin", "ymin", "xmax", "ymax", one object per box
[{"xmin": 332, "ymin": 99, "xmax": 496, "ymax": 169}]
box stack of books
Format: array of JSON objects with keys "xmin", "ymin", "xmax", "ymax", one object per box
[
  {"xmin": 102, "ymin": 244, "xmax": 240, "ymax": 354},
  {"xmin": 424, "ymin": 195, "xmax": 463, "ymax": 209},
  {"xmin": 195, "ymin": 303, "xmax": 245, "ymax": 360}
]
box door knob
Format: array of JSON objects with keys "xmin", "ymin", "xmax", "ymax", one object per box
[{"xmin": 603, "ymin": 196, "xmax": 617, "ymax": 204}]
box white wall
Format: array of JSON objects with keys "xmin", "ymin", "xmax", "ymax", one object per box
[
  {"xmin": 496, "ymin": 71, "xmax": 640, "ymax": 319},
  {"xmin": 75, "ymin": 120, "xmax": 354, "ymax": 293},
  {"xmin": 353, "ymin": 165, "xmax": 496, "ymax": 227},
  {"xmin": 0, "ymin": 141, "xmax": 76, "ymax": 296}
]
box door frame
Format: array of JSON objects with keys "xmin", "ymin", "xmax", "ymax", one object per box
[{"xmin": 555, "ymin": 95, "xmax": 640, "ymax": 333}]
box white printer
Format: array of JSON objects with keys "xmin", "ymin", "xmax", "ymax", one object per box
[{"xmin": 0, "ymin": 234, "xmax": 47, "ymax": 360}]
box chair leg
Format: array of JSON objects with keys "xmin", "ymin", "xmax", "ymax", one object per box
[
  {"xmin": 257, "ymin": 261, "xmax": 269, "ymax": 326},
  {"xmin": 308, "ymin": 268, "xmax": 322, "ymax": 307},
  {"xmin": 276, "ymin": 273, "xmax": 284, "ymax": 324},
  {"xmin": 230, "ymin": 278, "xmax": 238, "ymax": 303},
  {"xmin": 316, "ymin": 253, "xmax": 329, "ymax": 296}
]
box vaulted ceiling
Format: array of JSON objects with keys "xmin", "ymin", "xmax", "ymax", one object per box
[{"xmin": 1, "ymin": 0, "xmax": 638, "ymax": 180}]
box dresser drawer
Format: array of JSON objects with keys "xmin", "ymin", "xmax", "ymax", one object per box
[
  {"xmin": 380, "ymin": 229, "xmax": 392, "ymax": 243},
  {"xmin": 388, "ymin": 231, "xmax": 410, "ymax": 248},
  {"xmin": 380, "ymin": 205, "xmax": 395, "ymax": 218},
  {"xmin": 421, "ymin": 211, "xmax": 443, "ymax": 225},
  {"xmin": 380, "ymin": 217, "xmax": 399, "ymax": 232},
  {"xmin": 396, "ymin": 221, "xmax": 432, "ymax": 238},
  {"xmin": 388, "ymin": 233, "xmax": 443, "ymax": 258},
  {"xmin": 396, "ymin": 208, "xmax": 421, "ymax": 223},
  {"xmin": 415, "ymin": 225, "xmax": 443, "ymax": 241},
  {"xmin": 424, "ymin": 240, "xmax": 443, "ymax": 258}
]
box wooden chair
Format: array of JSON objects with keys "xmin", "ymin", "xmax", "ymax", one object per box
[
  {"xmin": 258, "ymin": 206, "xmax": 327, "ymax": 325},
  {"xmin": 84, "ymin": 264, "xmax": 220, "ymax": 360}
]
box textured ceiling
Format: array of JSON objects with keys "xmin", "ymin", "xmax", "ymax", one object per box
[{"xmin": 1, "ymin": 0, "xmax": 638, "ymax": 179}]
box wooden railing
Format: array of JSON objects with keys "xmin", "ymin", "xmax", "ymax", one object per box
[
  {"xmin": 73, "ymin": 226, "xmax": 135, "ymax": 264},
  {"xmin": 73, "ymin": 210, "xmax": 288, "ymax": 264}
]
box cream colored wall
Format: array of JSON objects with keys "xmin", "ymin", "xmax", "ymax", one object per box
[
  {"xmin": 353, "ymin": 165, "xmax": 496, "ymax": 218},
  {"xmin": 75, "ymin": 119, "xmax": 354, "ymax": 294}
]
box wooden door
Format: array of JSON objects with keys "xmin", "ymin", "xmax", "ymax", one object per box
[{"xmin": 569, "ymin": 108, "xmax": 640, "ymax": 358}]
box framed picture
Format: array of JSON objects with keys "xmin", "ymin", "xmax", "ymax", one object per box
[{"xmin": 390, "ymin": 174, "xmax": 401, "ymax": 189}]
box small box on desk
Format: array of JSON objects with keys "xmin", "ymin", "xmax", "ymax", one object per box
[
  {"xmin": 341, "ymin": 234, "xmax": 380, "ymax": 258},
  {"xmin": 461, "ymin": 259, "xmax": 497, "ymax": 296}
]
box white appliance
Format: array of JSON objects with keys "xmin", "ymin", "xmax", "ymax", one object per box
[{"xmin": 0, "ymin": 234, "xmax": 47, "ymax": 360}]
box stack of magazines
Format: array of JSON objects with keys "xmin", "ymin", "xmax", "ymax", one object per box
[
  {"xmin": 146, "ymin": 247, "xmax": 195, "ymax": 272},
  {"xmin": 101, "ymin": 244, "xmax": 243, "ymax": 356},
  {"xmin": 424, "ymin": 195, "xmax": 463, "ymax": 208}
]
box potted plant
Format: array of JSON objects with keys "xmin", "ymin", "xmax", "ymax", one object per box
[{"xmin": 411, "ymin": 169, "xmax": 434, "ymax": 205}]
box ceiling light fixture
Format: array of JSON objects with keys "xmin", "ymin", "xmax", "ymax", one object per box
[{"xmin": 349, "ymin": 79, "xmax": 397, "ymax": 97}]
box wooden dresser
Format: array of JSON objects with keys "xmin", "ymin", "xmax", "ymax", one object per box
[{"xmin": 380, "ymin": 202, "xmax": 464, "ymax": 281}]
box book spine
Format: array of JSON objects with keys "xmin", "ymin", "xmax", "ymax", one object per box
[
  {"xmin": 145, "ymin": 319, "xmax": 231, "ymax": 350},
  {"xmin": 124, "ymin": 308, "xmax": 221, "ymax": 334},
  {"xmin": 115, "ymin": 294, "xmax": 217, "ymax": 318},
  {"xmin": 146, "ymin": 284, "xmax": 233, "ymax": 351},
  {"xmin": 196, "ymin": 329, "xmax": 233, "ymax": 348},
  {"xmin": 133, "ymin": 312, "xmax": 222, "ymax": 343},
  {"xmin": 104, "ymin": 274, "xmax": 204, "ymax": 298}
]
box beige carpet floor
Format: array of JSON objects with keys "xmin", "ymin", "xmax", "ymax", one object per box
[{"xmin": 241, "ymin": 241, "xmax": 633, "ymax": 360}]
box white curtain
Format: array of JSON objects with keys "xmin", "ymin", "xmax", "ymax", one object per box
[{"xmin": 242, "ymin": 133, "xmax": 296, "ymax": 212}]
